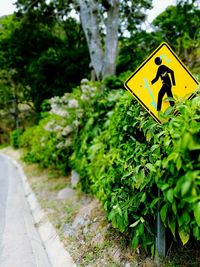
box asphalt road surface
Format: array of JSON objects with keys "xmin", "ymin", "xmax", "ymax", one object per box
[{"xmin": 0, "ymin": 154, "xmax": 51, "ymax": 267}]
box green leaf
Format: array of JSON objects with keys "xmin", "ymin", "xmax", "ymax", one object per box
[
  {"xmin": 176, "ymin": 156, "xmax": 182, "ymax": 171},
  {"xmin": 193, "ymin": 226, "xmax": 200, "ymax": 240},
  {"xmin": 160, "ymin": 203, "xmax": 168, "ymax": 223},
  {"xmin": 135, "ymin": 169, "xmax": 145, "ymax": 189},
  {"xmin": 146, "ymin": 130, "xmax": 152, "ymax": 142},
  {"xmin": 168, "ymin": 217, "xmax": 176, "ymax": 238},
  {"xmin": 145, "ymin": 163, "xmax": 156, "ymax": 172},
  {"xmin": 168, "ymin": 152, "xmax": 179, "ymax": 162},
  {"xmin": 150, "ymin": 244, "xmax": 155, "ymax": 256},
  {"xmin": 172, "ymin": 202, "xmax": 177, "ymax": 214},
  {"xmin": 130, "ymin": 217, "xmax": 144, "ymax": 228},
  {"xmin": 181, "ymin": 180, "xmax": 191, "ymax": 196},
  {"xmin": 178, "ymin": 211, "xmax": 190, "ymax": 227},
  {"xmin": 161, "ymin": 183, "xmax": 170, "ymax": 191},
  {"xmin": 166, "ymin": 189, "xmax": 174, "ymax": 203},
  {"xmin": 182, "ymin": 132, "xmax": 191, "ymax": 150},
  {"xmin": 194, "ymin": 202, "xmax": 200, "ymax": 226},
  {"xmin": 130, "ymin": 219, "xmax": 140, "ymax": 228},
  {"xmin": 178, "ymin": 228, "xmax": 190, "ymax": 245},
  {"xmin": 150, "ymin": 144, "xmax": 159, "ymax": 152},
  {"xmin": 150, "ymin": 197, "xmax": 160, "ymax": 208},
  {"xmin": 164, "ymin": 105, "xmax": 174, "ymax": 116},
  {"xmin": 132, "ymin": 235, "xmax": 139, "ymax": 248},
  {"xmin": 183, "ymin": 196, "xmax": 200, "ymax": 203}
]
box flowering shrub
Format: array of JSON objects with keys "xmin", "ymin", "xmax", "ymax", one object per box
[
  {"xmin": 21, "ymin": 79, "xmax": 99, "ymax": 172},
  {"xmin": 20, "ymin": 76, "xmax": 200, "ymax": 254}
]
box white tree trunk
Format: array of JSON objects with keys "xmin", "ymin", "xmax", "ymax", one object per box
[
  {"xmin": 102, "ymin": 0, "xmax": 120, "ymax": 78},
  {"xmin": 76, "ymin": 0, "xmax": 120, "ymax": 80},
  {"xmin": 76, "ymin": 0, "xmax": 104, "ymax": 80}
]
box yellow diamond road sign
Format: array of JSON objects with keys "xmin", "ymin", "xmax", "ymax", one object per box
[{"xmin": 124, "ymin": 42, "xmax": 199, "ymax": 123}]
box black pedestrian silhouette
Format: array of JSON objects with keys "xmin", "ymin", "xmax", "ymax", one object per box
[{"xmin": 151, "ymin": 57, "xmax": 175, "ymax": 111}]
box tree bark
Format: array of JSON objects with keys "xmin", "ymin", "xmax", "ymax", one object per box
[
  {"xmin": 76, "ymin": 0, "xmax": 104, "ymax": 80},
  {"xmin": 76, "ymin": 0, "xmax": 120, "ymax": 81},
  {"xmin": 102, "ymin": 0, "xmax": 120, "ymax": 79}
]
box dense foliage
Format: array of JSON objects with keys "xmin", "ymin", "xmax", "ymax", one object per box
[
  {"xmin": 153, "ymin": 1, "xmax": 200, "ymax": 72},
  {"xmin": 19, "ymin": 79, "xmax": 200, "ymax": 254},
  {"xmin": 0, "ymin": 13, "xmax": 90, "ymax": 112},
  {"xmin": 1, "ymin": 0, "xmax": 200, "ymax": 257}
]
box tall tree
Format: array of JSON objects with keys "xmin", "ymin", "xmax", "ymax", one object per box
[
  {"xmin": 152, "ymin": 0, "xmax": 200, "ymax": 71},
  {"xmin": 15, "ymin": 0, "xmax": 152, "ymax": 80},
  {"xmin": 75, "ymin": 0, "xmax": 152, "ymax": 80},
  {"xmin": 0, "ymin": 9, "xmax": 90, "ymax": 111}
]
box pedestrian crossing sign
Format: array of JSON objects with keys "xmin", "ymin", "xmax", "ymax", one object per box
[{"xmin": 124, "ymin": 42, "xmax": 199, "ymax": 123}]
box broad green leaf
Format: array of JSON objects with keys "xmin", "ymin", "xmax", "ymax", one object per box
[
  {"xmin": 181, "ymin": 180, "xmax": 191, "ymax": 196},
  {"xmin": 172, "ymin": 202, "xmax": 177, "ymax": 214},
  {"xmin": 160, "ymin": 203, "xmax": 168, "ymax": 223},
  {"xmin": 150, "ymin": 197, "xmax": 160, "ymax": 208},
  {"xmin": 182, "ymin": 132, "xmax": 191, "ymax": 149},
  {"xmin": 178, "ymin": 211, "xmax": 190, "ymax": 227},
  {"xmin": 130, "ymin": 217, "xmax": 144, "ymax": 228},
  {"xmin": 145, "ymin": 163, "xmax": 156, "ymax": 172},
  {"xmin": 150, "ymin": 244, "xmax": 155, "ymax": 256},
  {"xmin": 150, "ymin": 144, "xmax": 159, "ymax": 152},
  {"xmin": 132, "ymin": 235, "xmax": 139, "ymax": 248},
  {"xmin": 130, "ymin": 219, "xmax": 140, "ymax": 228},
  {"xmin": 135, "ymin": 169, "xmax": 145, "ymax": 189},
  {"xmin": 164, "ymin": 139, "xmax": 171, "ymax": 147},
  {"xmin": 168, "ymin": 152, "xmax": 179, "ymax": 162},
  {"xmin": 168, "ymin": 218, "xmax": 176, "ymax": 238},
  {"xmin": 164, "ymin": 106, "xmax": 174, "ymax": 116},
  {"xmin": 193, "ymin": 226, "xmax": 200, "ymax": 240},
  {"xmin": 167, "ymin": 189, "xmax": 174, "ymax": 203},
  {"xmin": 178, "ymin": 228, "xmax": 190, "ymax": 245},
  {"xmin": 194, "ymin": 202, "xmax": 200, "ymax": 226},
  {"xmin": 176, "ymin": 156, "xmax": 182, "ymax": 171},
  {"xmin": 146, "ymin": 130, "xmax": 152, "ymax": 142},
  {"xmin": 183, "ymin": 196, "xmax": 200, "ymax": 203},
  {"xmin": 138, "ymin": 223, "xmax": 144, "ymax": 235},
  {"xmin": 161, "ymin": 183, "xmax": 170, "ymax": 191}
]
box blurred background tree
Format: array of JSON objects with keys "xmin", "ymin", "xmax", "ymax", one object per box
[{"xmin": 152, "ymin": 0, "xmax": 200, "ymax": 72}]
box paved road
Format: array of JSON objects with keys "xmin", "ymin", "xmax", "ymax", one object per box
[{"xmin": 0, "ymin": 154, "xmax": 51, "ymax": 267}]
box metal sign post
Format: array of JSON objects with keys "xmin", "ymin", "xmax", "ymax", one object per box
[{"xmin": 156, "ymin": 190, "xmax": 166, "ymax": 258}]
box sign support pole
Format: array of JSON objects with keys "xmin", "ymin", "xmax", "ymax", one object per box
[{"xmin": 156, "ymin": 190, "xmax": 166, "ymax": 258}]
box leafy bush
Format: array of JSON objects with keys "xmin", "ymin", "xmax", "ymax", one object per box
[
  {"xmin": 156, "ymin": 95, "xmax": 200, "ymax": 246},
  {"xmin": 10, "ymin": 129, "xmax": 23, "ymax": 148},
  {"xmin": 20, "ymin": 76, "xmax": 200, "ymax": 254},
  {"xmin": 20, "ymin": 114, "xmax": 72, "ymax": 172},
  {"xmin": 20, "ymin": 79, "xmax": 101, "ymax": 173},
  {"xmin": 70, "ymin": 90, "xmax": 200, "ymax": 253}
]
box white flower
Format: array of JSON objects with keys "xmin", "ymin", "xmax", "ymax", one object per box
[
  {"xmin": 51, "ymin": 107, "xmax": 69, "ymax": 117},
  {"xmin": 44, "ymin": 121, "xmax": 55, "ymax": 132},
  {"xmin": 81, "ymin": 78, "xmax": 89, "ymax": 84},
  {"xmin": 56, "ymin": 142, "xmax": 65, "ymax": 149},
  {"xmin": 62, "ymin": 125, "xmax": 73, "ymax": 136},
  {"xmin": 65, "ymin": 138, "xmax": 73, "ymax": 147},
  {"xmin": 68, "ymin": 99, "xmax": 79, "ymax": 108},
  {"xmin": 54, "ymin": 125, "xmax": 63, "ymax": 132},
  {"xmin": 73, "ymin": 120, "xmax": 79, "ymax": 127},
  {"xmin": 81, "ymin": 84, "xmax": 90, "ymax": 93},
  {"xmin": 80, "ymin": 95, "xmax": 90, "ymax": 101}
]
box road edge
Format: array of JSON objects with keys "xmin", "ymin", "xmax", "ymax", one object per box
[{"xmin": 1, "ymin": 153, "xmax": 76, "ymax": 267}]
